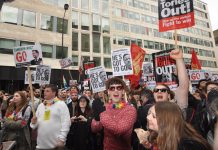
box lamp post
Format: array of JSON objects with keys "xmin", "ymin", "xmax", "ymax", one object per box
[
  {"xmin": 62, "ymin": 3, "xmax": 69, "ymax": 59},
  {"xmin": 61, "ymin": 4, "xmax": 69, "ymax": 88}
]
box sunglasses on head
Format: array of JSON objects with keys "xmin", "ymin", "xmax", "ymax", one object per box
[
  {"xmin": 109, "ymin": 86, "xmax": 123, "ymax": 91},
  {"xmin": 153, "ymin": 88, "xmax": 168, "ymax": 93}
]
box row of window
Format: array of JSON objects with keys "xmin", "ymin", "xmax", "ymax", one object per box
[
  {"xmin": 112, "ymin": 21, "xmax": 213, "ymax": 48},
  {"xmin": 0, "ymin": 6, "xmax": 68, "ymax": 34},
  {"xmin": 72, "ymin": 0, "xmax": 109, "ymax": 16},
  {"xmin": 72, "ymin": 32, "xmax": 111, "ymax": 54},
  {"xmin": 0, "ymin": 38, "xmax": 68, "ymax": 59},
  {"xmin": 195, "ymin": 18, "xmax": 210, "ymax": 28},
  {"xmin": 0, "ymin": 38, "xmax": 112, "ymax": 68},
  {"xmin": 193, "ymin": 0, "xmax": 206, "ymax": 10},
  {"xmin": 194, "ymin": 9, "xmax": 208, "ymax": 19},
  {"xmin": 112, "ymin": 36, "xmax": 215, "ymax": 58},
  {"xmin": 113, "ymin": 0, "xmax": 158, "ymax": 13},
  {"xmin": 182, "ymin": 27, "xmax": 211, "ymax": 38},
  {"xmin": 72, "ymin": 11, "xmax": 110, "ymax": 33}
]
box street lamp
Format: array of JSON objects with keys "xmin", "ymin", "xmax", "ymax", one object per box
[
  {"xmin": 62, "ymin": 3, "xmax": 69, "ymax": 59},
  {"xmin": 61, "ymin": 4, "xmax": 69, "ymax": 88}
]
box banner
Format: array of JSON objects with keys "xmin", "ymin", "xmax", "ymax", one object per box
[
  {"xmin": 189, "ymin": 70, "xmax": 211, "ymax": 83},
  {"xmin": 83, "ymin": 61, "xmax": 95, "ymax": 75},
  {"xmin": 111, "ymin": 48, "xmax": 133, "ymax": 76},
  {"xmin": 191, "ymin": 49, "xmax": 201, "ymax": 70},
  {"xmin": 13, "ymin": 44, "xmax": 43, "ymax": 67},
  {"xmin": 88, "ymin": 66, "xmax": 107, "ymax": 93},
  {"xmin": 158, "ymin": 0, "xmax": 195, "ymax": 32},
  {"xmin": 152, "ymin": 50, "xmax": 178, "ymax": 90},
  {"xmin": 59, "ymin": 57, "xmax": 72, "ymax": 69},
  {"xmin": 35, "ymin": 65, "xmax": 51, "ymax": 85},
  {"xmin": 125, "ymin": 44, "xmax": 146, "ymax": 89},
  {"xmin": 142, "ymin": 62, "xmax": 153, "ymax": 77},
  {"xmin": 24, "ymin": 70, "xmax": 36, "ymax": 84}
]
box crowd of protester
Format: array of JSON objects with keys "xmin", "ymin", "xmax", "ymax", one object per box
[{"xmin": 0, "ymin": 49, "xmax": 217, "ymax": 150}]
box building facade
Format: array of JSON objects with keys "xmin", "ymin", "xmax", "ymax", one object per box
[{"xmin": 0, "ymin": 0, "xmax": 217, "ymax": 91}]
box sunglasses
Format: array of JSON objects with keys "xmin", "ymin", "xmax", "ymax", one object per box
[
  {"xmin": 153, "ymin": 88, "xmax": 168, "ymax": 93},
  {"xmin": 109, "ymin": 86, "xmax": 123, "ymax": 91}
]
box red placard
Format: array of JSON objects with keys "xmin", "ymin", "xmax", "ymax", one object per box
[{"xmin": 158, "ymin": 0, "xmax": 195, "ymax": 32}]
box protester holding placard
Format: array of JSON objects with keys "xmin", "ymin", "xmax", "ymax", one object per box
[
  {"xmin": 91, "ymin": 77, "xmax": 136, "ymax": 150},
  {"xmin": 30, "ymin": 84, "xmax": 71, "ymax": 149}
]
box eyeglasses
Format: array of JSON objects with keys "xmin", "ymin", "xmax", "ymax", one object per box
[
  {"xmin": 153, "ymin": 88, "xmax": 168, "ymax": 93},
  {"xmin": 109, "ymin": 86, "xmax": 123, "ymax": 91}
]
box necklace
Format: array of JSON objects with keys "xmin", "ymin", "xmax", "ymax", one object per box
[{"xmin": 112, "ymin": 101, "xmax": 128, "ymax": 109}]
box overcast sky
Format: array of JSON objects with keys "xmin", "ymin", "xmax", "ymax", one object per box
[{"xmin": 201, "ymin": 0, "xmax": 218, "ymax": 30}]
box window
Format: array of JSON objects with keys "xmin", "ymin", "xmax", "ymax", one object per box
[
  {"xmin": 148, "ymin": 41, "xmax": 154, "ymax": 49},
  {"xmin": 144, "ymin": 40, "xmax": 148, "ymax": 48},
  {"xmin": 81, "ymin": 0, "xmax": 89, "ymax": 10},
  {"xmin": 20, "ymin": 41, "xmax": 34, "ymax": 46},
  {"xmin": 125, "ymin": 38, "xmax": 130, "ymax": 46},
  {"xmin": 72, "ymin": 0, "xmax": 78, "ymax": 8},
  {"xmin": 92, "ymin": 0, "xmax": 99, "ymax": 13},
  {"xmin": 72, "ymin": 55, "xmax": 78, "ymax": 66},
  {"xmin": 118, "ymin": 36, "xmax": 124, "ymax": 45},
  {"xmin": 56, "ymin": 46, "xmax": 68, "ymax": 59},
  {"xmin": 102, "ymin": 0, "xmax": 109, "ymax": 16},
  {"xmin": 41, "ymin": 44, "xmax": 53, "ymax": 58},
  {"xmin": 154, "ymin": 42, "xmax": 160, "ymax": 50},
  {"xmin": 72, "ymin": 32, "xmax": 78, "ymax": 51},
  {"xmin": 103, "ymin": 37, "xmax": 111, "ymax": 54},
  {"xmin": 104, "ymin": 58, "xmax": 111, "ymax": 68},
  {"xmin": 83, "ymin": 56, "xmax": 90, "ymax": 62},
  {"xmin": 41, "ymin": 15, "xmax": 53, "ymax": 31},
  {"xmin": 22, "ymin": 10, "xmax": 36, "ymax": 28},
  {"xmin": 81, "ymin": 34, "xmax": 90, "ymax": 52},
  {"xmin": 102, "ymin": 18, "xmax": 110, "ymax": 33},
  {"xmin": 0, "ymin": 38, "xmax": 16, "ymax": 54},
  {"xmin": 72, "ymin": 11, "xmax": 78, "ymax": 29},
  {"xmin": 57, "ymin": 18, "xmax": 68, "ymax": 34},
  {"xmin": 93, "ymin": 57, "xmax": 101, "ymax": 66},
  {"xmin": 93, "ymin": 33, "xmax": 100, "ymax": 53},
  {"xmin": 137, "ymin": 39, "xmax": 142, "ymax": 47},
  {"xmin": 93, "ymin": 14, "xmax": 101, "ymax": 32},
  {"xmin": 1, "ymin": 6, "xmax": 18, "ymax": 24},
  {"xmin": 81, "ymin": 13, "xmax": 89, "ymax": 30}
]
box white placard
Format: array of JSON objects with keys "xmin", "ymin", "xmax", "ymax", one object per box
[
  {"xmin": 35, "ymin": 65, "xmax": 51, "ymax": 85},
  {"xmin": 111, "ymin": 48, "xmax": 133, "ymax": 76},
  {"xmin": 189, "ymin": 70, "xmax": 207, "ymax": 82},
  {"xmin": 59, "ymin": 57, "xmax": 72, "ymax": 69},
  {"xmin": 88, "ymin": 66, "xmax": 107, "ymax": 93},
  {"xmin": 13, "ymin": 44, "xmax": 43, "ymax": 67},
  {"xmin": 24, "ymin": 70, "xmax": 36, "ymax": 84}
]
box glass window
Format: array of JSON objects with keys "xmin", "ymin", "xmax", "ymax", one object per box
[
  {"xmin": 148, "ymin": 41, "xmax": 154, "ymax": 49},
  {"xmin": 104, "ymin": 58, "xmax": 111, "ymax": 68},
  {"xmin": 144, "ymin": 40, "xmax": 148, "ymax": 48},
  {"xmin": 22, "ymin": 10, "xmax": 36, "ymax": 28},
  {"xmin": 20, "ymin": 41, "xmax": 34, "ymax": 46},
  {"xmin": 93, "ymin": 33, "xmax": 100, "ymax": 53},
  {"xmin": 57, "ymin": 18, "xmax": 68, "ymax": 34},
  {"xmin": 0, "ymin": 38, "xmax": 16, "ymax": 54},
  {"xmin": 102, "ymin": 18, "xmax": 110, "ymax": 33},
  {"xmin": 81, "ymin": 13, "xmax": 89, "ymax": 30},
  {"xmin": 103, "ymin": 37, "xmax": 111, "ymax": 54},
  {"xmin": 81, "ymin": 34, "xmax": 90, "ymax": 52},
  {"xmin": 83, "ymin": 56, "xmax": 90, "ymax": 62},
  {"xmin": 72, "ymin": 11, "xmax": 78, "ymax": 29},
  {"xmin": 93, "ymin": 14, "xmax": 101, "ymax": 32},
  {"xmin": 154, "ymin": 42, "xmax": 160, "ymax": 50},
  {"xmin": 93, "ymin": 57, "xmax": 101, "ymax": 66},
  {"xmin": 72, "ymin": 55, "xmax": 78, "ymax": 66},
  {"xmin": 137, "ymin": 39, "xmax": 142, "ymax": 47},
  {"xmin": 125, "ymin": 38, "xmax": 130, "ymax": 46},
  {"xmin": 118, "ymin": 36, "xmax": 124, "ymax": 45},
  {"xmin": 160, "ymin": 43, "xmax": 164, "ymax": 50},
  {"xmin": 56, "ymin": 46, "xmax": 68, "ymax": 59},
  {"xmin": 41, "ymin": 44, "xmax": 53, "ymax": 58},
  {"xmin": 102, "ymin": 1, "xmax": 109, "ymax": 16},
  {"xmin": 81, "ymin": 0, "xmax": 89, "ymax": 10},
  {"xmin": 41, "ymin": 15, "xmax": 53, "ymax": 31},
  {"xmin": 72, "ymin": 0, "xmax": 78, "ymax": 8},
  {"xmin": 1, "ymin": 6, "xmax": 18, "ymax": 24},
  {"xmin": 72, "ymin": 32, "xmax": 78, "ymax": 51},
  {"xmin": 92, "ymin": 0, "xmax": 99, "ymax": 13}
]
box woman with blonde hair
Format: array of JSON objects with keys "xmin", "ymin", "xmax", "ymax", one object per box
[
  {"xmin": 2, "ymin": 91, "xmax": 31, "ymax": 150},
  {"xmin": 135, "ymin": 101, "xmax": 211, "ymax": 150}
]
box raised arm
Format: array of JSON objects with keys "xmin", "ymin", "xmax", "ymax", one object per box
[{"xmin": 170, "ymin": 49, "xmax": 189, "ymax": 110}]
